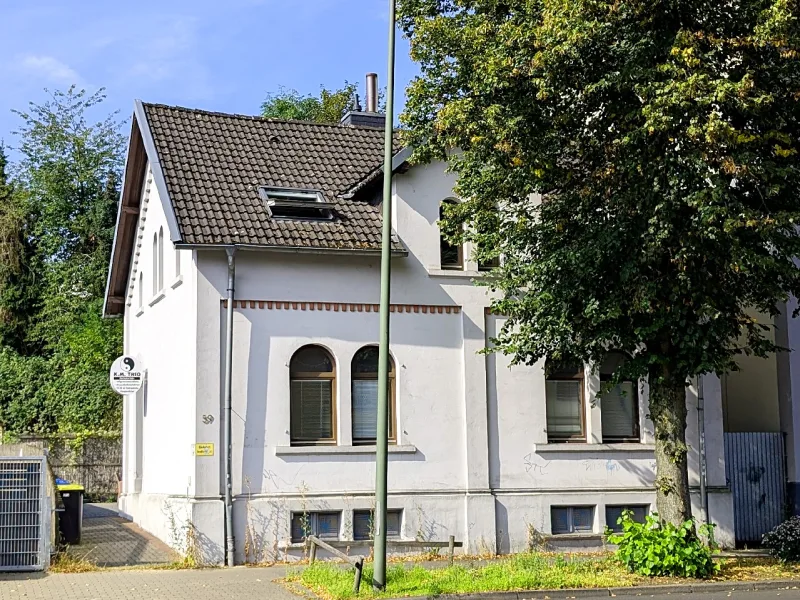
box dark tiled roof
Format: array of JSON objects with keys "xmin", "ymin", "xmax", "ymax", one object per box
[{"xmin": 142, "ymin": 103, "xmax": 404, "ymax": 251}]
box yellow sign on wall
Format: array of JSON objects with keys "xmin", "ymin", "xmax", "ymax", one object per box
[{"xmin": 195, "ymin": 443, "xmax": 214, "ymax": 456}]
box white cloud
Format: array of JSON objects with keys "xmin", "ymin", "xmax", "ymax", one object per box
[{"xmin": 18, "ymin": 54, "xmax": 82, "ymax": 85}]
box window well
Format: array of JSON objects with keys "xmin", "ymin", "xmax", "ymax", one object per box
[{"xmin": 259, "ymin": 187, "xmax": 334, "ymax": 221}]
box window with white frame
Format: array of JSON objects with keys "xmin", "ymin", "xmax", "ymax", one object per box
[
  {"xmin": 138, "ymin": 271, "xmax": 144, "ymax": 308},
  {"xmin": 600, "ymin": 352, "xmax": 639, "ymax": 442},
  {"xmin": 551, "ymin": 506, "xmax": 594, "ymax": 535},
  {"xmin": 157, "ymin": 227, "xmax": 164, "ymax": 291},
  {"xmin": 259, "ymin": 187, "xmax": 334, "ymax": 221},
  {"xmin": 175, "ymin": 247, "xmax": 181, "ymax": 278},
  {"xmin": 351, "ymin": 346, "xmax": 395, "ymax": 445},
  {"xmin": 545, "ymin": 358, "xmax": 585, "ymax": 442},
  {"xmin": 152, "ymin": 233, "xmax": 158, "ymax": 295}
]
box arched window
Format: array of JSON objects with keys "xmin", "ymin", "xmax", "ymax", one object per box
[
  {"xmin": 600, "ymin": 352, "xmax": 639, "ymax": 442},
  {"xmin": 138, "ymin": 271, "xmax": 144, "ymax": 308},
  {"xmin": 152, "ymin": 233, "xmax": 158, "ymax": 295},
  {"xmin": 157, "ymin": 227, "xmax": 164, "ymax": 291},
  {"xmin": 545, "ymin": 358, "xmax": 585, "ymax": 442},
  {"xmin": 439, "ymin": 200, "xmax": 463, "ymax": 270},
  {"xmin": 290, "ymin": 345, "xmax": 336, "ymax": 445},
  {"xmin": 352, "ymin": 346, "xmax": 395, "ymax": 444}
]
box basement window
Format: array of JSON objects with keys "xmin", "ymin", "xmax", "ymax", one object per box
[
  {"xmin": 259, "ymin": 187, "xmax": 334, "ymax": 221},
  {"xmin": 291, "ymin": 511, "xmax": 341, "ymax": 543},
  {"xmin": 353, "ymin": 509, "xmax": 402, "ymax": 541},
  {"xmin": 605, "ymin": 505, "xmax": 648, "ymax": 533},
  {"xmin": 551, "ymin": 506, "xmax": 594, "ymax": 535}
]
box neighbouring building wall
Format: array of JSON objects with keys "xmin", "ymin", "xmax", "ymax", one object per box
[
  {"xmin": 776, "ymin": 299, "xmax": 800, "ymax": 514},
  {"xmin": 119, "ymin": 165, "xmax": 199, "ymax": 551}
]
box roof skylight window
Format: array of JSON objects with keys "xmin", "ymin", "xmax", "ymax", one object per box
[{"xmin": 259, "ymin": 187, "xmax": 335, "ymax": 221}]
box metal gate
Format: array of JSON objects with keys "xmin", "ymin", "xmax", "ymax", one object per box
[
  {"xmin": 725, "ymin": 432, "xmax": 786, "ymax": 545},
  {"xmin": 0, "ymin": 457, "xmax": 49, "ymax": 571}
]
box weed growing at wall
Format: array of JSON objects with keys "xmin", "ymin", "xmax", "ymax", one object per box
[
  {"xmin": 606, "ymin": 512, "xmax": 717, "ymax": 578},
  {"xmin": 163, "ymin": 500, "xmax": 200, "ymax": 567}
]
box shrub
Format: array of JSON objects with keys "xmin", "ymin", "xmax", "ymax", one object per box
[
  {"xmin": 606, "ymin": 511, "xmax": 718, "ymax": 578},
  {"xmin": 763, "ymin": 516, "xmax": 800, "ymax": 562}
]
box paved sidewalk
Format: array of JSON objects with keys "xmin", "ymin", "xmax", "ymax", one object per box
[
  {"xmin": 65, "ymin": 504, "xmax": 177, "ymax": 567},
  {"xmin": 0, "ymin": 565, "xmax": 300, "ymax": 600}
]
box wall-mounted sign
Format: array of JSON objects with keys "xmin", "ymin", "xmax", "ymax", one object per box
[
  {"xmin": 195, "ymin": 443, "xmax": 214, "ymax": 457},
  {"xmin": 109, "ymin": 355, "xmax": 144, "ymax": 395}
]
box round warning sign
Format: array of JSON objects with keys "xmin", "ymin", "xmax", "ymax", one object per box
[{"xmin": 110, "ymin": 355, "xmax": 144, "ymax": 395}]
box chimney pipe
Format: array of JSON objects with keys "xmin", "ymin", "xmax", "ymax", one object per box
[{"xmin": 366, "ymin": 73, "xmax": 378, "ymax": 113}]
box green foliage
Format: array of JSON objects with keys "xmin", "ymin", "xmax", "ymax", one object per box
[
  {"xmin": 762, "ymin": 516, "xmax": 800, "ymax": 562},
  {"xmin": 261, "ymin": 81, "xmax": 387, "ymax": 123},
  {"xmin": 261, "ymin": 83, "xmax": 359, "ymax": 123},
  {"xmin": 398, "ymin": 0, "xmax": 800, "ymax": 522},
  {"xmin": 0, "ymin": 147, "xmax": 38, "ymax": 351},
  {"xmin": 607, "ymin": 512, "xmax": 717, "ymax": 578},
  {"xmin": 0, "ymin": 87, "xmax": 123, "ymax": 435}
]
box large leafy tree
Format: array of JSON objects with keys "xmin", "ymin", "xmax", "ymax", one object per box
[
  {"xmin": 0, "ymin": 146, "xmax": 38, "ymax": 352},
  {"xmin": 261, "ymin": 83, "xmax": 359, "ymax": 123},
  {"xmin": 398, "ymin": 0, "xmax": 800, "ymax": 526},
  {"xmin": 0, "ymin": 87, "xmax": 123, "ymax": 434}
]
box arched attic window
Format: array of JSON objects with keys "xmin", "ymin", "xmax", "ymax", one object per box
[
  {"xmin": 439, "ymin": 199, "xmax": 463, "ymax": 270},
  {"xmin": 157, "ymin": 227, "xmax": 164, "ymax": 291},
  {"xmin": 152, "ymin": 233, "xmax": 158, "ymax": 295},
  {"xmin": 290, "ymin": 345, "xmax": 336, "ymax": 445}
]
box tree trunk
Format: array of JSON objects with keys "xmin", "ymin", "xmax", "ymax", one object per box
[{"xmin": 649, "ymin": 370, "xmax": 693, "ymax": 527}]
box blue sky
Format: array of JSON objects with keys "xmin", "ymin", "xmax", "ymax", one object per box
[{"xmin": 0, "ymin": 0, "xmax": 417, "ymax": 150}]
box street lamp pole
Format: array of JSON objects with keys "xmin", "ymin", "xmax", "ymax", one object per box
[{"xmin": 373, "ymin": 0, "xmax": 397, "ymax": 591}]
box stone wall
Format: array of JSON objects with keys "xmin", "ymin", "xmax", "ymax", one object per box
[{"xmin": 12, "ymin": 435, "xmax": 122, "ymax": 500}]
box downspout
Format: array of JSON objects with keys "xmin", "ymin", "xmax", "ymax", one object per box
[
  {"xmin": 698, "ymin": 375, "xmax": 709, "ymax": 525},
  {"xmin": 223, "ymin": 246, "xmax": 236, "ymax": 567}
]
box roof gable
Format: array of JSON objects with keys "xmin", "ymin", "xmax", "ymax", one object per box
[
  {"xmin": 104, "ymin": 101, "xmax": 408, "ymax": 317},
  {"xmin": 142, "ymin": 103, "xmax": 404, "ymax": 250}
]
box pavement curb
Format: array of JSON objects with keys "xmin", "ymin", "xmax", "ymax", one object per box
[{"xmin": 387, "ymin": 579, "xmax": 800, "ymax": 600}]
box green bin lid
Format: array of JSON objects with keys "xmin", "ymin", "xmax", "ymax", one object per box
[{"xmin": 57, "ymin": 483, "xmax": 84, "ymax": 492}]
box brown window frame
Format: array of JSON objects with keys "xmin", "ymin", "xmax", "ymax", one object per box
[
  {"xmin": 439, "ymin": 200, "xmax": 464, "ymax": 270},
  {"xmin": 545, "ymin": 359, "xmax": 586, "ymax": 443},
  {"xmin": 351, "ymin": 346, "xmax": 396, "ymax": 445},
  {"xmin": 478, "ymin": 256, "xmax": 500, "ymax": 271},
  {"xmin": 290, "ymin": 345, "xmax": 337, "ymax": 446},
  {"xmin": 599, "ymin": 351, "xmax": 640, "ymax": 443}
]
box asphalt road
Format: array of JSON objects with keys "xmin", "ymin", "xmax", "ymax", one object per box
[{"xmin": 521, "ymin": 589, "xmax": 800, "ymax": 600}]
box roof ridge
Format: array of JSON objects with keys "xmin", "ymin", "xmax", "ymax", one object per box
[{"xmin": 140, "ymin": 101, "xmax": 392, "ymax": 133}]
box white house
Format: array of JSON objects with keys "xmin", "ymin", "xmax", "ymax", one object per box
[{"xmin": 103, "ymin": 86, "xmax": 800, "ymax": 565}]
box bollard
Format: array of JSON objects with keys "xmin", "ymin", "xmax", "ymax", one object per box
[
  {"xmin": 353, "ymin": 558, "xmax": 364, "ymax": 593},
  {"xmin": 309, "ymin": 540, "xmax": 317, "ymax": 564},
  {"xmin": 448, "ymin": 535, "xmax": 455, "ymax": 566}
]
